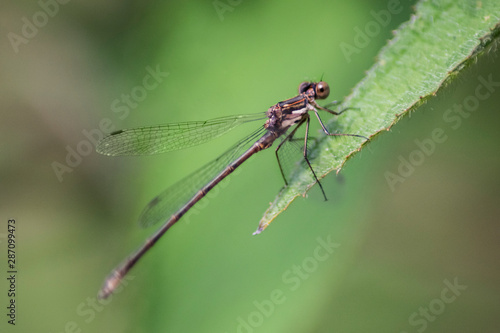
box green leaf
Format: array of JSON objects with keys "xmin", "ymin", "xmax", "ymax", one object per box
[{"xmin": 255, "ymin": 0, "xmax": 500, "ymax": 234}]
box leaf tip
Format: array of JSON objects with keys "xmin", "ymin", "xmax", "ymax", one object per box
[
  {"xmin": 254, "ymin": 215, "xmax": 273, "ymax": 234},
  {"xmin": 252, "ymin": 227, "xmax": 263, "ymax": 235}
]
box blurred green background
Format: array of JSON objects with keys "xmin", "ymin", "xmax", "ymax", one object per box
[{"xmin": 1, "ymin": 0, "xmax": 499, "ymax": 332}]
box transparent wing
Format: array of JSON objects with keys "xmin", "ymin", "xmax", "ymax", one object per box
[
  {"xmin": 276, "ymin": 128, "xmax": 318, "ymax": 186},
  {"xmin": 139, "ymin": 126, "xmax": 266, "ymax": 228},
  {"xmin": 96, "ymin": 113, "xmax": 266, "ymax": 156}
]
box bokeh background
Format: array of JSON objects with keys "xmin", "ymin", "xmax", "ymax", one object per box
[{"xmin": 1, "ymin": 0, "xmax": 499, "ymax": 332}]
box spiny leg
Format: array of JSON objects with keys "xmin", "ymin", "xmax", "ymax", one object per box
[
  {"xmin": 322, "ymin": 100, "xmax": 342, "ymax": 110},
  {"xmin": 316, "ymin": 99, "xmax": 360, "ymax": 116},
  {"xmin": 313, "ymin": 110, "xmax": 369, "ymax": 140},
  {"xmin": 302, "ymin": 114, "xmax": 328, "ymax": 201},
  {"xmin": 275, "ymin": 117, "xmax": 307, "ymax": 186}
]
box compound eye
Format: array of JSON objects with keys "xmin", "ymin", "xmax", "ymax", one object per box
[
  {"xmin": 315, "ymin": 81, "xmax": 330, "ymax": 99},
  {"xmin": 298, "ymin": 82, "xmax": 311, "ymax": 94}
]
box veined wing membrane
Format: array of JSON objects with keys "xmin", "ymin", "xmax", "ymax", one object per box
[
  {"xmin": 96, "ymin": 113, "xmax": 266, "ymax": 156},
  {"xmin": 139, "ymin": 126, "xmax": 266, "ymax": 228}
]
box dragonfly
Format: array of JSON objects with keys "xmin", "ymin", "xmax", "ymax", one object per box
[{"xmin": 96, "ymin": 81, "xmax": 367, "ymax": 299}]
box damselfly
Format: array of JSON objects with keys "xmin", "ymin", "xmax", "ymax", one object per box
[{"xmin": 96, "ymin": 81, "xmax": 366, "ymax": 298}]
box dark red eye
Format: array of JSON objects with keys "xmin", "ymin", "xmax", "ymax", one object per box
[
  {"xmin": 315, "ymin": 81, "xmax": 330, "ymax": 99},
  {"xmin": 298, "ymin": 82, "xmax": 311, "ymax": 94}
]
